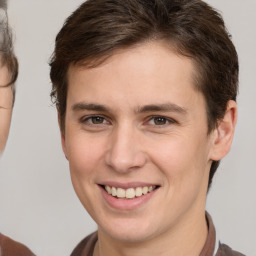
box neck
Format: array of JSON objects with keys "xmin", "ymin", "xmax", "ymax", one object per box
[{"xmin": 94, "ymin": 210, "xmax": 208, "ymax": 256}]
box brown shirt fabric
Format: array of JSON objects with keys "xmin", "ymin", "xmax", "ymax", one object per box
[
  {"xmin": 0, "ymin": 233, "xmax": 35, "ymax": 256},
  {"xmin": 216, "ymin": 243, "xmax": 245, "ymax": 256},
  {"xmin": 70, "ymin": 213, "xmax": 245, "ymax": 256}
]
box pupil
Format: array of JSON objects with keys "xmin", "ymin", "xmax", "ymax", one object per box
[
  {"xmin": 92, "ymin": 116, "xmax": 103, "ymax": 124},
  {"xmin": 154, "ymin": 117, "xmax": 166, "ymax": 125}
]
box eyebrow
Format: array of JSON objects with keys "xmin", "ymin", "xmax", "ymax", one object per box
[
  {"xmin": 136, "ymin": 103, "xmax": 187, "ymax": 115},
  {"xmin": 71, "ymin": 102, "xmax": 187, "ymax": 115},
  {"xmin": 72, "ymin": 103, "xmax": 110, "ymax": 112}
]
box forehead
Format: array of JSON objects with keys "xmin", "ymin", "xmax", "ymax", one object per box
[{"xmin": 66, "ymin": 41, "xmax": 203, "ymax": 111}]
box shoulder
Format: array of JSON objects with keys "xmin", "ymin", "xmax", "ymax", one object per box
[
  {"xmin": 216, "ymin": 242, "xmax": 245, "ymax": 256},
  {"xmin": 0, "ymin": 233, "xmax": 35, "ymax": 256},
  {"xmin": 71, "ymin": 232, "xmax": 98, "ymax": 256}
]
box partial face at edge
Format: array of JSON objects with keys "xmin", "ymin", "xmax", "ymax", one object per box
[
  {"xmin": 0, "ymin": 64, "xmax": 13, "ymax": 155},
  {"xmin": 61, "ymin": 41, "xmax": 234, "ymax": 243}
]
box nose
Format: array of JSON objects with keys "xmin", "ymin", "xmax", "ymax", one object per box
[{"xmin": 105, "ymin": 124, "xmax": 147, "ymax": 173}]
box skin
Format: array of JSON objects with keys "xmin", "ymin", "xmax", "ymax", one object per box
[
  {"xmin": 62, "ymin": 41, "xmax": 237, "ymax": 256},
  {"xmin": 0, "ymin": 64, "xmax": 13, "ymax": 155}
]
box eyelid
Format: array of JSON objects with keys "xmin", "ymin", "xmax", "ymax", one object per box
[
  {"xmin": 146, "ymin": 115, "xmax": 177, "ymax": 126},
  {"xmin": 79, "ymin": 114, "xmax": 177, "ymax": 127},
  {"xmin": 80, "ymin": 114, "xmax": 111, "ymax": 125}
]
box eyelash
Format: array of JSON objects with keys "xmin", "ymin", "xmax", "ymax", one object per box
[
  {"xmin": 80, "ymin": 115, "xmax": 110, "ymax": 126},
  {"xmin": 146, "ymin": 116, "xmax": 176, "ymax": 127},
  {"xmin": 80, "ymin": 115, "xmax": 176, "ymax": 128}
]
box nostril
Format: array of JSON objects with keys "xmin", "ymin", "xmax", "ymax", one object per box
[
  {"xmin": 104, "ymin": 131, "xmax": 147, "ymax": 173},
  {"xmin": 105, "ymin": 150, "xmax": 148, "ymax": 173}
]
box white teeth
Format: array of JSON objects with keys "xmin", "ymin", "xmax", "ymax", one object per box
[
  {"xmin": 112, "ymin": 187, "xmax": 117, "ymax": 196},
  {"xmin": 126, "ymin": 188, "xmax": 135, "ymax": 199},
  {"xmin": 116, "ymin": 188, "xmax": 125, "ymax": 198},
  {"xmin": 135, "ymin": 187, "xmax": 143, "ymax": 197},
  {"xmin": 104, "ymin": 185, "xmax": 156, "ymax": 199},
  {"xmin": 142, "ymin": 186, "xmax": 148, "ymax": 195},
  {"xmin": 106, "ymin": 185, "xmax": 112, "ymax": 194}
]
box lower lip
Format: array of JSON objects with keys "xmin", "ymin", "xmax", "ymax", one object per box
[{"xmin": 100, "ymin": 186, "xmax": 158, "ymax": 210}]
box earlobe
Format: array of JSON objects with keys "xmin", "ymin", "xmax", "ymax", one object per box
[{"xmin": 210, "ymin": 100, "xmax": 237, "ymax": 161}]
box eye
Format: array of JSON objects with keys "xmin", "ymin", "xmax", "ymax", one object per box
[
  {"xmin": 81, "ymin": 115, "xmax": 109, "ymax": 125},
  {"xmin": 90, "ymin": 116, "xmax": 105, "ymax": 124},
  {"xmin": 152, "ymin": 116, "xmax": 168, "ymax": 125},
  {"xmin": 147, "ymin": 116, "xmax": 176, "ymax": 126}
]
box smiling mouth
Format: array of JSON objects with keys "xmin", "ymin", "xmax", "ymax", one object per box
[{"xmin": 101, "ymin": 185, "xmax": 159, "ymax": 199}]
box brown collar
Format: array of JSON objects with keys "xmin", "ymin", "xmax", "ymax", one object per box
[
  {"xmin": 81, "ymin": 212, "xmax": 216, "ymax": 256},
  {"xmin": 199, "ymin": 212, "xmax": 216, "ymax": 256}
]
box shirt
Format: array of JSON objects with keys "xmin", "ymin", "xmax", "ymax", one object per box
[
  {"xmin": 0, "ymin": 233, "xmax": 35, "ymax": 256},
  {"xmin": 70, "ymin": 213, "xmax": 245, "ymax": 256}
]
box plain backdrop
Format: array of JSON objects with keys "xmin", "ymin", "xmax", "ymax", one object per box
[{"xmin": 0, "ymin": 0, "xmax": 255, "ymax": 255}]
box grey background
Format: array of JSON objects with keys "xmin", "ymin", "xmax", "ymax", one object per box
[{"xmin": 0, "ymin": 0, "xmax": 255, "ymax": 255}]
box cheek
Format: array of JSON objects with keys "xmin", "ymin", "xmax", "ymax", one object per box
[
  {"xmin": 65, "ymin": 134, "xmax": 104, "ymax": 211},
  {"xmin": 0, "ymin": 109, "xmax": 12, "ymax": 152},
  {"xmin": 67, "ymin": 135, "xmax": 103, "ymax": 178},
  {"xmin": 0, "ymin": 86, "xmax": 13, "ymax": 108},
  {"xmin": 148, "ymin": 134, "xmax": 210, "ymax": 188},
  {"xmin": 68, "ymin": 140, "xmax": 98, "ymax": 176}
]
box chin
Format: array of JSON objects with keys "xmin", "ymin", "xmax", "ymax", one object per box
[{"xmin": 98, "ymin": 217, "xmax": 157, "ymax": 243}]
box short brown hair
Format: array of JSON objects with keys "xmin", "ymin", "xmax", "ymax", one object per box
[
  {"xmin": 50, "ymin": 0, "xmax": 239, "ymax": 189},
  {"xmin": 0, "ymin": 1, "xmax": 18, "ymax": 101}
]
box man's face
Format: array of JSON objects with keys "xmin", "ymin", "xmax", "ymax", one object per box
[
  {"xmin": 0, "ymin": 64, "xmax": 13, "ymax": 154},
  {"xmin": 63, "ymin": 42, "xmax": 217, "ymax": 242}
]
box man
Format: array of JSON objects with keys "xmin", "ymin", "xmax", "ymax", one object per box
[
  {"xmin": 0, "ymin": 1, "xmax": 35, "ymax": 255},
  {"xmin": 0, "ymin": 0, "xmax": 16, "ymax": 155},
  {"xmin": 50, "ymin": 0, "xmax": 244, "ymax": 255}
]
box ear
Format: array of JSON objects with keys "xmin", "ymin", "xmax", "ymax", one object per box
[
  {"xmin": 209, "ymin": 100, "xmax": 237, "ymax": 161},
  {"xmin": 57, "ymin": 110, "xmax": 69, "ymax": 160}
]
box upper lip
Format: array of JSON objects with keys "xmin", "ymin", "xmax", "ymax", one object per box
[{"xmin": 99, "ymin": 182, "xmax": 160, "ymax": 189}]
